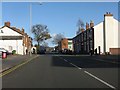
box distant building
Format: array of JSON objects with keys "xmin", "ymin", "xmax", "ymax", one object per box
[
  {"xmin": 68, "ymin": 38, "xmax": 73, "ymax": 51},
  {"xmin": 46, "ymin": 47, "xmax": 55, "ymax": 53},
  {"xmin": 73, "ymin": 12, "xmax": 120, "ymax": 55},
  {"xmin": 58, "ymin": 38, "xmax": 73, "ymax": 51},
  {"xmin": 73, "ymin": 22, "xmax": 94, "ymax": 54},
  {"xmin": 0, "ymin": 22, "xmax": 32, "ymax": 55}
]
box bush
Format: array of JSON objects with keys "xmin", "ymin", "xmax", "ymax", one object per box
[{"xmin": 12, "ymin": 50, "xmax": 16, "ymax": 55}]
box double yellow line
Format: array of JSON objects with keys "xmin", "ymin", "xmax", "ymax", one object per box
[{"xmin": 0, "ymin": 55, "xmax": 39, "ymax": 78}]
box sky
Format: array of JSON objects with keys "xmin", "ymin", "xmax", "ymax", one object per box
[{"xmin": 1, "ymin": 1, "xmax": 118, "ymax": 47}]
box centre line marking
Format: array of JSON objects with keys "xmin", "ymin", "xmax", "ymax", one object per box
[
  {"xmin": 78, "ymin": 68, "xmax": 82, "ymax": 70},
  {"xmin": 58, "ymin": 56, "xmax": 82, "ymax": 69},
  {"xmin": 69, "ymin": 63, "xmax": 82, "ymax": 69},
  {"xmin": 64, "ymin": 59, "xmax": 68, "ymax": 62},
  {"xmin": 84, "ymin": 71, "xmax": 116, "ymax": 89}
]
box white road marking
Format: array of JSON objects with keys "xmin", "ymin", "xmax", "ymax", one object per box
[
  {"xmin": 58, "ymin": 56, "xmax": 82, "ymax": 69},
  {"xmin": 78, "ymin": 68, "xmax": 82, "ymax": 70},
  {"xmin": 84, "ymin": 71, "xmax": 116, "ymax": 89},
  {"xmin": 58, "ymin": 56, "xmax": 116, "ymax": 89},
  {"xmin": 64, "ymin": 59, "xmax": 68, "ymax": 62},
  {"xmin": 69, "ymin": 63, "xmax": 82, "ymax": 69},
  {"xmin": 59, "ymin": 57, "xmax": 68, "ymax": 62}
]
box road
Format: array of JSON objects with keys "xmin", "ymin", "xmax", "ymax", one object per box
[{"xmin": 2, "ymin": 55, "xmax": 119, "ymax": 89}]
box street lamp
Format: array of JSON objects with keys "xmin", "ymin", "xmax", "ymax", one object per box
[
  {"xmin": 29, "ymin": 3, "xmax": 32, "ymax": 56},
  {"xmin": 29, "ymin": 2, "xmax": 42, "ymax": 56}
]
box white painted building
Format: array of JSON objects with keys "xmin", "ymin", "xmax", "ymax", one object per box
[
  {"xmin": 0, "ymin": 26, "xmax": 24, "ymax": 55},
  {"xmin": 94, "ymin": 12, "xmax": 120, "ymax": 55},
  {"xmin": 0, "ymin": 22, "xmax": 32, "ymax": 55},
  {"xmin": 68, "ymin": 39, "xmax": 73, "ymax": 51}
]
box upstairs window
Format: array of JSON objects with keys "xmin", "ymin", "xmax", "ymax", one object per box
[
  {"xmin": 9, "ymin": 46, "xmax": 13, "ymax": 51},
  {"xmin": 0, "ymin": 30, "xmax": 3, "ymax": 33}
]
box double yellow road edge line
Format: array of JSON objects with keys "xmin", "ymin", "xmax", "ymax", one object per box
[{"xmin": 0, "ymin": 55, "xmax": 39, "ymax": 78}]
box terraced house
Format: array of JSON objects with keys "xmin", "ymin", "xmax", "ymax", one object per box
[
  {"xmin": 73, "ymin": 21, "xmax": 94, "ymax": 54},
  {"xmin": 0, "ymin": 22, "xmax": 32, "ymax": 55}
]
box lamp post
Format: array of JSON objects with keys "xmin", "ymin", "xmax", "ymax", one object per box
[
  {"xmin": 29, "ymin": 3, "xmax": 32, "ymax": 56},
  {"xmin": 29, "ymin": 2, "xmax": 42, "ymax": 56}
]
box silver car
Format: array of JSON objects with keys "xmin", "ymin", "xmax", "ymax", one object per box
[{"xmin": 0, "ymin": 48, "xmax": 9, "ymax": 54}]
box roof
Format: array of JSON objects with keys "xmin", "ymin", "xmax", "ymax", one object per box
[
  {"xmin": 0, "ymin": 25, "xmax": 31, "ymax": 38},
  {"xmin": 73, "ymin": 27, "xmax": 93, "ymax": 39},
  {"xmin": 0, "ymin": 26, "xmax": 24, "ymax": 35},
  {"xmin": 67, "ymin": 38, "xmax": 73, "ymax": 40}
]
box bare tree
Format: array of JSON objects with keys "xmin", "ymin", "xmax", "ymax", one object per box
[
  {"xmin": 77, "ymin": 18, "xmax": 84, "ymax": 28},
  {"xmin": 42, "ymin": 41, "xmax": 48, "ymax": 48},
  {"xmin": 31, "ymin": 24, "xmax": 51, "ymax": 46},
  {"xmin": 76, "ymin": 18, "xmax": 85, "ymax": 35},
  {"xmin": 52, "ymin": 33, "xmax": 64, "ymax": 45}
]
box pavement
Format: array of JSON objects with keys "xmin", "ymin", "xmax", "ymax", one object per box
[
  {"xmin": 2, "ymin": 54, "xmax": 119, "ymax": 89},
  {"xmin": 0, "ymin": 54, "xmax": 38, "ymax": 73}
]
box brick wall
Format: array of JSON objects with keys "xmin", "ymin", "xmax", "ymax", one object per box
[
  {"xmin": 61, "ymin": 38, "xmax": 68, "ymax": 50},
  {"xmin": 59, "ymin": 38, "xmax": 68, "ymax": 51},
  {"xmin": 110, "ymin": 48, "xmax": 120, "ymax": 55}
]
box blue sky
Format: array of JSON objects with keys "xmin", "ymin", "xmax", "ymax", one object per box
[{"xmin": 1, "ymin": 2, "xmax": 118, "ymax": 46}]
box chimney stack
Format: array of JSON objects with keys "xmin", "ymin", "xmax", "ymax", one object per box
[
  {"xmin": 90, "ymin": 20, "xmax": 94, "ymax": 28},
  {"xmin": 5, "ymin": 22, "xmax": 10, "ymax": 27},
  {"xmin": 86, "ymin": 22, "xmax": 89, "ymax": 30},
  {"xmin": 22, "ymin": 28, "xmax": 24, "ymax": 33},
  {"xmin": 81, "ymin": 28, "xmax": 84, "ymax": 32}
]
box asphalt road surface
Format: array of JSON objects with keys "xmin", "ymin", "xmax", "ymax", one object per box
[{"xmin": 2, "ymin": 55, "xmax": 119, "ymax": 89}]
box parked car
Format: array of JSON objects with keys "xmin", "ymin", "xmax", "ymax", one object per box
[
  {"xmin": 37, "ymin": 46, "xmax": 46, "ymax": 54},
  {"xmin": 0, "ymin": 48, "xmax": 9, "ymax": 54},
  {"xmin": 62, "ymin": 49, "xmax": 73, "ymax": 55}
]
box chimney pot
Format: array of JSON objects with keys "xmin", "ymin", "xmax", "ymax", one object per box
[
  {"xmin": 81, "ymin": 28, "xmax": 84, "ymax": 32},
  {"xmin": 104, "ymin": 12, "xmax": 113, "ymax": 17},
  {"xmin": 90, "ymin": 20, "xmax": 94, "ymax": 28}
]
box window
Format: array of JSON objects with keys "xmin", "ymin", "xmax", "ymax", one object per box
[
  {"xmin": 81, "ymin": 33, "xmax": 83, "ymax": 42},
  {"xmin": 9, "ymin": 46, "xmax": 13, "ymax": 51},
  {"xmin": 68, "ymin": 42, "xmax": 72, "ymax": 45},
  {"xmin": 84, "ymin": 42, "xmax": 86, "ymax": 51},
  {"xmin": 84, "ymin": 32, "xmax": 86, "ymax": 41},
  {"xmin": 69, "ymin": 46, "xmax": 71, "ymax": 49},
  {"xmin": 87, "ymin": 41, "xmax": 89, "ymax": 52},
  {"xmin": 87, "ymin": 31, "xmax": 89, "ymax": 40},
  {"xmin": 0, "ymin": 30, "xmax": 3, "ymax": 33},
  {"xmin": 90, "ymin": 40, "xmax": 93, "ymax": 49},
  {"xmin": 89, "ymin": 29, "xmax": 93, "ymax": 39}
]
